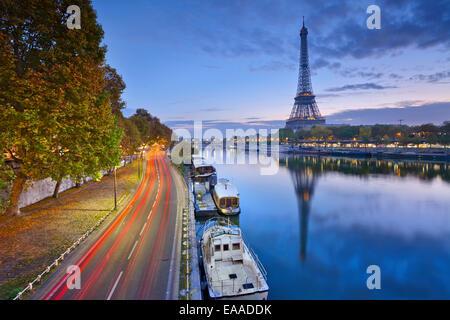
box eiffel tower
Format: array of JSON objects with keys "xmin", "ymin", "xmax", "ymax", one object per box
[{"xmin": 286, "ymin": 18, "xmax": 325, "ymax": 130}]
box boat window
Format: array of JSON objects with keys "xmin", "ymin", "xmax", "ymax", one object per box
[
  {"xmin": 223, "ymin": 244, "xmax": 229, "ymax": 251},
  {"xmin": 232, "ymin": 243, "xmax": 240, "ymax": 250},
  {"xmin": 214, "ymin": 244, "xmax": 221, "ymax": 252}
]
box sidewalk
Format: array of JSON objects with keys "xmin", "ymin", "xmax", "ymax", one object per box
[
  {"xmin": 177, "ymin": 164, "xmax": 202, "ymax": 300},
  {"xmin": 0, "ymin": 160, "xmax": 142, "ymax": 300}
]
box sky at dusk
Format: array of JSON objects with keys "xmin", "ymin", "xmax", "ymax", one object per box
[{"xmin": 92, "ymin": 0, "xmax": 450, "ymax": 131}]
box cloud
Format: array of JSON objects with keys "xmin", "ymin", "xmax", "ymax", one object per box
[
  {"xmin": 249, "ymin": 60, "xmax": 296, "ymax": 72},
  {"xmin": 311, "ymin": 58, "xmax": 341, "ymax": 70},
  {"xmin": 389, "ymin": 73, "xmax": 403, "ymax": 80},
  {"xmin": 338, "ymin": 68, "xmax": 384, "ymax": 80},
  {"xmin": 325, "ymin": 82, "xmax": 396, "ymax": 92},
  {"xmin": 410, "ymin": 70, "xmax": 450, "ymax": 83},
  {"xmin": 157, "ymin": 0, "xmax": 450, "ymax": 69},
  {"xmin": 326, "ymin": 102, "xmax": 450, "ymax": 125},
  {"xmin": 199, "ymin": 108, "xmax": 227, "ymax": 112},
  {"xmin": 316, "ymin": 93, "xmax": 341, "ymax": 98}
]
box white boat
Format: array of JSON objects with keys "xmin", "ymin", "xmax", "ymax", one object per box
[
  {"xmin": 212, "ymin": 179, "xmax": 240, "ymax": 215},
  {"xmin": 200, "ymin": 219, "xmax": 269, "ymax": 300},
  {"xmin": 192, "ymin": 160, "xmax": 217, "ymax": 186}
]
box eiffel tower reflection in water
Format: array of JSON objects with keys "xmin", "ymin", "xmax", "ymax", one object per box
[{"xmin": 285, "ymin": 156, "xmax": 319, "ymax": 262}]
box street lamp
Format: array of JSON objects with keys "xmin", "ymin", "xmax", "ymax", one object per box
[{"xmin": 113, "ymin": 166, "xmax": 117, "ymax": 210}]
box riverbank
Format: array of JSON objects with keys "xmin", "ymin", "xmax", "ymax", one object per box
[
  {"xmin": 0, "ymin": 160, "xmax": 142, "ymax": 300},
  {"xmin": 280, "ymin": 145, "xmax": 450, "ymax": 162},
  {"xmin": 176, "ymin": 163, "xmax": 202, "ymax": 300}
]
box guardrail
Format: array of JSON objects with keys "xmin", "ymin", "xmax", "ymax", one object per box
[
  {"xmin": 12, "ymin": 194, "xmax": 128, "ymax": 300},
  {"xmin": 207, "ymin": 274, "xmax": 267, "ymax": 297},
  {"xmin": 248, "ymin": 246, "xmax": 268, "ymax": 280}
]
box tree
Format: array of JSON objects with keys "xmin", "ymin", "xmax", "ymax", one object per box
[
  {"xmin": 399, "ymin": 134, "xmax": 410, "ymax": 147},
  {"xmin": 419, "ymin": 123, "xmax": 439, "ymax": 134},
  {"xmin": 311, "ymin": 126, "xmax": 332, "ymax": 141},
  {"xmin": 359, "ymin": 126, "xmax": 372, "ymax": 144},
  {"xmin": 0, "ymin": 0, "xmax": 106, "ymax": 77},
  {"xmin": 295, "ymin": 129, "xmax": 311, "ymax": 140},
  {"xmin": 0, "ymin": 0, "xmax": 120, "ymax": 213},
  {"xmin": 119, "ymin": 117, "xmax": 142, "ymax": 157},
  {"xmin": 278, "ymin": 128, "xmax": 294, "ymax": 141},
  {"xmin": 0, "ymin": 34, "xmax": 61, "ymax": 213},
  {"xmin": 131, "ymin": 109, "xmax": 172, "ymax": 146},
  {"xmin": 411, "ymin": 135, "xmax": 422, "ymax": 147},
  {"xmin": 334, "ymin": 126, "xmax": 358, "ymax": 140},
  {"xmin": 426, "ymin": 133, "xmax": 438, "ymax": 146},
  {"xmin": 371, "ymin": 125, "xmax": 389, "ymax": 140},
  {"xmin": 103, "ymin": 65, "xmax": 126, "ymax": 116},
  {"xmin": 129, "ymin": 114, "xmax": 151, "ymax": 143},
  {"xmin": 439, "ymin": 122, "xmax": 450, "ymax": 146},
  {"xmin": 46, "ymin": 62, "xmax": 123, "ymax": 198}
]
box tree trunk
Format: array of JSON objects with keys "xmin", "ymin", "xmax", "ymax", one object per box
[
  {"xmin": 6, "ymin": 173, "xmax": 26, "ymax": 216},
  {"xmin": 53, "ymin": 179, "xmax": 62, "ymax": 199}
]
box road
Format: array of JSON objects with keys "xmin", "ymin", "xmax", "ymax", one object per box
[{"xmin": 31, "ymin": 148, "xmax": 184, "ymax": 300}]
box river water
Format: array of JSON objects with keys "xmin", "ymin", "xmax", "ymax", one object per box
[{"xmin": 196, "ymin": 148, "xmax": 450, "ymax": 299}]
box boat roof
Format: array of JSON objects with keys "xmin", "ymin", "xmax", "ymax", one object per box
[
  {"xmin": 191, "ymin": 155, "xmax": 204, "ymax": 161},
  {"xmin": 214, "ymin": 181, "xmax": 239, "ymax": 198},
  {"xmin": 205, "ymin": 223, "xmax": 241, "ymax": 239},
  {"xmin": 193, "ymin": 160, "xmax": 215, "ymax": 169}
]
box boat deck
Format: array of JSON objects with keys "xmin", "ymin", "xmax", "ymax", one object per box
[
  {"xmin": 209, "ymin": 260, "xmax": 264, "ymax": 297},
  {"xmin": 193, "ymin": 183, "xmax": 218, "ymax": 216}
]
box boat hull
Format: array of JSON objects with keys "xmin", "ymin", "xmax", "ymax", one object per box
[
  {"xmin": 217, "ymin": 207, "xmax": 241, "ymax": 216},
  {"xmin": 208, "ymin": 289, "xmax": 269, "ymax": 300}
]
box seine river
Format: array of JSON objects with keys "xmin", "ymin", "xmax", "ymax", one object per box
[{"xmin": 196, "ymin": 148, "xmax": 450, "ymax": 299}]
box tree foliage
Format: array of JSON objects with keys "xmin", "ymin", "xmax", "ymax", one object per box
[
  {"xmin": 0, "ymin": 0, "xmax": 121, "ymax": 213},
  {"xmin": 103, "ymin": 65, "xmax": 126, "ymax": 116},
  {"xmin": 130, "ymin": 109, "xmax": 172, "ymax": 147},
  {"xmin": 310, "ymin": 126, "xmax": 332, "ymax": 140}
]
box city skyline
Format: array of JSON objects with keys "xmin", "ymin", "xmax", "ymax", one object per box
[{"xmin": 92, "ymin": 0, "xmax": 450, "ymax": 129}]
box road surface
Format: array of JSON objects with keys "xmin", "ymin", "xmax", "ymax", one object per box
[{"xmin": 31, "ymin": 148, "xmax": 184, "ymax": 300}]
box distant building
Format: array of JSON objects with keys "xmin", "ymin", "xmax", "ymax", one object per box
[{"xmin": 286, "ymin": 18, "xmax": 325, "ymax": 131}]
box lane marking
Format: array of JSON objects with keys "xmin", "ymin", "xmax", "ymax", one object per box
[
  {"xmin": 128, "ymin": 241, "xmax": 138, "ymax": 260},
  {"xmin": 120, "ymin": 152, "xmax": 165, "ymax": 290},
  {"xmin": 166, "ymin": 170, "xmax": 182, "ymax": 299},
  {"xmin": 107, "ymin": 271, "xmax": 123, "ymax": 300},
  {"xmin": 44, "ymin": 153, "xmax": 153, "ymax": 300},
  {"xmin": 139, "ymin": 222, "xmax": 147, "ymax": 237}
]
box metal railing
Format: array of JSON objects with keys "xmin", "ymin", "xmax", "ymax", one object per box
[
  {"xmin": 207, "ymin": 274, "xmax": 266, "ymax": 297},
  {"xmin": 248, "ymin": 246, "xmax": 268, "ymax": 280}
]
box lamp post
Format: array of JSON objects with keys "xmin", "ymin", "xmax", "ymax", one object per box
[
  {"xmin": 114, "ymin": 166, "xmax": 117, "ymax": 210},
  {"xmin": 137, "ymin": 153, "xmax": 140, "ymax": 179}
]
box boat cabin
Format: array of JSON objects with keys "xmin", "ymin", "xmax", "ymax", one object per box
[
  {"xmin": 192, "ymin": 161, "xmax": 217, "ymax": 186},
  {"xmin": 212, "ymin": 180, "xmax": 240, "ymax": 215},
  {"xmin": 209, "ymin": 228, "xmax": 243, "ymax": 265}
]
